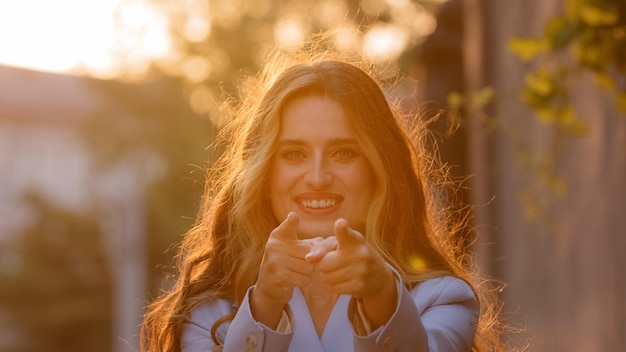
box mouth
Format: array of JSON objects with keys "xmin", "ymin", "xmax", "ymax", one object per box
[
  {"xmin": 295, "ymin": 194, "xmax": 342, "ymax": 211},
  {"xmin": 299, "ymin": 199, "xmax": 336, "ymax": 209}
]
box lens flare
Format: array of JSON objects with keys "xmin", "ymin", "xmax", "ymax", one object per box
[{"xmin": 409, "ymin": 255, "xmax": 427, "ymax": 271}]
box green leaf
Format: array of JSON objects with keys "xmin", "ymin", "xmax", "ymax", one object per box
[
  {"xmin": 536, "ymin": 107, "xmax": 557, "ymax": 123},
  {"xmin": 573, "ymin": 42, "xmax": 604, "ymax": 69},
  {"xmin": 524, "ymin": 69, "xmax": 555, "ymax": 97},
  {"xmin": 446, "ymin": 91, "xmax": 464, "ymax": 109},
  {"xmin": 471, "ymin": 86, "xmax": 494, "ymax": 108},
  {"xmin": 557, "ymin": 106, "xmax": 589, "ymax": 135},
  {"xmin": 557, "ymin": 105, "xmax": 576, "ymax": 124},
  {"xmin": 565, "ymin": 0, "xmax": 581, "ymax": 21},
  {"xmin": 594, "ymin": 72, "xmax": 616, "ymax": 92},
  {"xmin": 516, "ymin": 150, "xmax": 541, "ymax": 169},
  {"xmin": 579, "ymin": 4, "xmax": 619, "ymax": 26},
  {"xmin": 548, "ymin": 174, "xmax": 568, "ymax": 195},
  {"xmin": 508, "ymin": 37, "xmax": 547, "ymax": 61},
  {"xmin": 543, "ymin": 16, "xmax": 576, "ymax": 50},
  {"xmin": 519, "ymin": 190, "xmax": 540, "ymax": 220}
]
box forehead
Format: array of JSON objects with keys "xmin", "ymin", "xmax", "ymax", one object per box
[{"xmin": 279, "ymin": 95, "xmax": 355, "ymax": 139}]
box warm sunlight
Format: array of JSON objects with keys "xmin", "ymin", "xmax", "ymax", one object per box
[
  {"xmin": 0, "ymin": 0, "xmax": 170, "ymax": 79},
  {"xmin": 0, "ymin": 0, "xmax": 444, "ymax": 81}
]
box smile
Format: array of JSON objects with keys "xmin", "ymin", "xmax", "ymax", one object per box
[{"xmin": 300, "ymin": 199, "xmax": 336, "ymax": 209}]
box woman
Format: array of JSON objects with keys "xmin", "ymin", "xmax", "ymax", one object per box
[{"xmin": 141, "ymin": 51, "xmax": 506, "ymax": 351}]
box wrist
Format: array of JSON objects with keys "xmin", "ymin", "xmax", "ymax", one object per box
[
  {"xmin": 250, "ymin": 287, "xmax": 288, "ymax": 329},
  {"xmin": 361, "ymin": 267, "xmax": 397, "ymax": 327}
]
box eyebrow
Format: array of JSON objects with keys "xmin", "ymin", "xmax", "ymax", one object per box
[{"xmin": 277, "ymin": 137, "xmax": 359, "ymax": 147}]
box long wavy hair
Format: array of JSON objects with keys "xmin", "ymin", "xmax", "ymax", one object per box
[{"xmin": 141, "ymin": 48, "xmax": 508, "ymax": 351}]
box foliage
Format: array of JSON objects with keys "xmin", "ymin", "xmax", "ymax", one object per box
[
  {"xmin": 0, "ymin": 194, "xmax": 112, "ymax": 352},
  {"xmin": 446, "ymin": 86, "xmax": 497, "ymax": 135},
  {"xmin": 507, "ymin": 0, "xmax": 626, "ymax": 219},
  {"xmin": 509, "ymin": 0, "xmax": 626, "ymax": 125}
]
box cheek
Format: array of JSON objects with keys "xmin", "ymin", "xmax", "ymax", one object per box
[
  {"xmin": 268, "ymin": 163, "xmax": 297, "ymax": 205},
  {"xmin": 269, "ymin": 163, "xmax": 292, "ymax": 190},
  {"xmin": 352, "ymin": 163, "xmax": 376, "ymax": 198}
]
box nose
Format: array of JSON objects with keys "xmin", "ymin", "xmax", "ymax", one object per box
[{"xmin": 304, "ymin": 154, "xmax": 332, "ymax": 189}]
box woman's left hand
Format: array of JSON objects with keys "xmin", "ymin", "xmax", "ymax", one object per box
[{"xmin": 306, "ymin": 218, "xmax": 397, "ymax": 327}]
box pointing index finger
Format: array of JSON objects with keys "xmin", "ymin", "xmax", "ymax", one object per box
[
  {"xmin": 271, "ymin": 212, "xmax": 300, "ymax": 241},
  {"xmin": 334, "ymin": 218, "xmax": 364, "ymax": 249}
]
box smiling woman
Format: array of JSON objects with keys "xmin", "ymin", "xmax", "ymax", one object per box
[
  {"xmin": 140, "ymin": 45, "xmax": 511, "ymax": 351},
  {"xmin": 0, "ymin": 0, "xmax": 170, "ymax": 79}
]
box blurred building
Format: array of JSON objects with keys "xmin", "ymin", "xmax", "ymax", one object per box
[{"xmin": 0, "ymin": 65, "xmax": 160, "ymax": 352}]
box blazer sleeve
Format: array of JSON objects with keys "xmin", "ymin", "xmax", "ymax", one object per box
[
  {"xmin": 350, "ymin": 275, "xmax": 479, "ymax": 352},
  {"xmin": 182, "ymin": 287, "xmax": 294, "ymax": 352}
]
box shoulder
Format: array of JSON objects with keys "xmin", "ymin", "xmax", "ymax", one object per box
[
  {"xmin": 410, "ymin": 276, "xmax": 478, "ymax": 314},
  {"xmin": 182, "ymin": 298, "xmax": 236, "ymax": 348},
  {"xmin": 188, "ymin": 298, "xmax": 236, "ymax": 325}
]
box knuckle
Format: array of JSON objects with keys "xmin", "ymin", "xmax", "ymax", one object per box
[{"xmin": 355, "ymin": 246, "xmax": 370, "ymax": 258}]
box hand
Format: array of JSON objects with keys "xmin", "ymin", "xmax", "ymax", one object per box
[
  {"xmin": 315, "ymin": 218, "xmax": 397, "ymax": 327},
  {"xmin": 251, "ymin": 212, "xmax": 316, "ymax": 327},
  {"xmin": 305, "ymin": 236, "xmax": 338, "ymax": 263}
]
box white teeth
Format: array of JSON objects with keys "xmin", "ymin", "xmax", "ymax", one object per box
[{"xmin": 301, "ymin": 199, "xmax": 336, "ymax": 209}]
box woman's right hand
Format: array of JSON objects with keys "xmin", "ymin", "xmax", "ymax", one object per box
[{"xmin": 250, "ymin": 212, "xmax": 316, "ymax": 328}]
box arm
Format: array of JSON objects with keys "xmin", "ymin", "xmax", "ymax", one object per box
[
  {"xmin": 223, "ymin": 287, "xmax": 294, "ymax": 351},
  {"xmin": 350, "ymin": 276, "xmax": 479, "ymax": 352},
  {"xmin": 181, "ymin": 287, "xmax": 294, "ymax": 352}
]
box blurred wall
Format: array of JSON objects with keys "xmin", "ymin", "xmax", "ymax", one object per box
[{"xmin": 464, "ymin": 0, "xmax": 626, "ymax": 350}]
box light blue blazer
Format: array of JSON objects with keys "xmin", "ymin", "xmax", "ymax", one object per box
[{"xmin": 182, "ymin": 275, "xmax": 478, "ymax": 351}]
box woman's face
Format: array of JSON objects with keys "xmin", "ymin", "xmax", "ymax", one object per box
[{"xmin": 269, "ymin": 94, "xmax": 376, "ymax": 239}]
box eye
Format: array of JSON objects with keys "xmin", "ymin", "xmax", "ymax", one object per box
[
  {"xmin": 332, "ymin": 148, "xmax": 356, "ymax": 161},
  {"xmin": 280, "ymin": 149, "xmax": 306, "ymax": 162}
]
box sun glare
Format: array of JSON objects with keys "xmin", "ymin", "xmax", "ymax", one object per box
[
  {"xmin": 363, "ymin": 23, "xmax": 409, "ymax": 63},
  {"xmin": 274, "ymin": 17, "xmax": 305, "ymax": 49},
  {"xmin": 0, "ymin": 0, "xmax": 170, "ymax": 79},
  {"xmin": 0, "ymin": 0, "xmax": 445, "ymax": 80}
]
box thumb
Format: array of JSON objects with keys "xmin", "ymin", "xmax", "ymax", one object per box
[{"xmin": 334, "ymin": 218, "xmax": 364, "ymax": 250}]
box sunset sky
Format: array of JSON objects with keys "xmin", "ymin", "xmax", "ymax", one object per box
[{"xmin": 0, "ymin": 0, "xmax": 169, "ymax": 78}]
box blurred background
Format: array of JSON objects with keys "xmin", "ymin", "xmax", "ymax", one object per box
[{"xmin": 0, "ymin": 0, "xmax": 624, "ymax": 351}]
